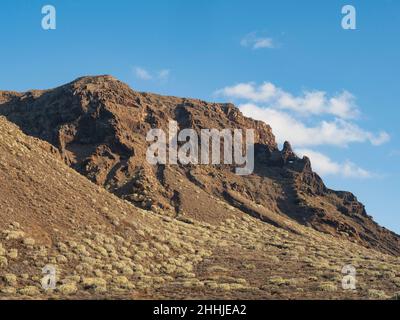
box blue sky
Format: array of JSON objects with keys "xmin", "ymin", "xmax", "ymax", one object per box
[{"xmin": 0, "ymin": 0, "xmax": 399, "ymax": 232}]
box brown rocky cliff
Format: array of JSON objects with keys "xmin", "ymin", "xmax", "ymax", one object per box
[{"xmin": 1, "ymin": 75, "xmax": 399, "ymax": 255}]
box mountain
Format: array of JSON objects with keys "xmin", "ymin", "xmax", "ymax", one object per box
[
  {"xmin": 1, "ymin": 75, "xmax": 398, "ymax": 256},
  {"xmin": 1, "ymin": 116, "xmax": 400, "ymax": 300}
]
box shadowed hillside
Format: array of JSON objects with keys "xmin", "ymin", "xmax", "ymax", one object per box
[
  {"xmin": 0, "ymin": 115, "xmax": 400, "ymax": 299},
  {"xmin": 1, "ymin": 75, "xmax": 399, "ymax": 256}
]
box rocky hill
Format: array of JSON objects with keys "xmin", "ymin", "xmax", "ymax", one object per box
[
  {"xmin": 1, "ymin": 75, "xmax": 398, "ymax": 257},
  {"xmin": 1, "ymin": 116, "xmax": 400, "ymax": 299}
]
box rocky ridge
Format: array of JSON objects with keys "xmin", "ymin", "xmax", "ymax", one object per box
[{"xmin": 0, "ymin": 75, "xmax": 398, "ymax": 256}]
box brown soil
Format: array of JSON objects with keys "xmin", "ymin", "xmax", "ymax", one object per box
[{"xmin": 0, "ymin": 76, "xmax": 399, "ymax": 300}]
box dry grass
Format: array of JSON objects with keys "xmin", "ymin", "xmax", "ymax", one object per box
[{"xmin": 0, "ymin": 167, "xmax": 399, "ymax": 300}]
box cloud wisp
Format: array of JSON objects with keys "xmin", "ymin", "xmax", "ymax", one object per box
[
  {"xmin": 239, "ymin": 103, "xmax": 389, "ymax": 148},
  {"xmin": 296, "ymin": 149, "xmax": 372, "ymax": 179},
  {"xmin": 216, "ymin": 82, "xmax": 389, "ymax": 148},
  {"xmin": 133, "ymin": 66, "xmax": 170, "ymax": 82},
  {"xmin": 240, "ymin": 32, "xmax": 275, "ymax": 50},
  {"xmin": 158, "ymin": 69, "xmax": 170, "ymax": 81},
  {"xmin": 134, "ymin": 67, "xmax": 153, "ymax": 80},
  {"xmin": 216, "ymin": 82, "xmax": 360, "ymax": 119},
  {"xmin": 215, "ymin": 81, "xmax": 390, "ymax": 179}
]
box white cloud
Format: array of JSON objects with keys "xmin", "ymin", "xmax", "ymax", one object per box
[
  {"xmin": 370, "ymin": 131, "xmax": 390, "ymax": 146},
  {"xmin": 239, "ymin": 104, "xmax": 389, "ymax": 147},
  {"xmin": 240, "ymin": 32, "xmax": 275, "ymax": 49},
  {"xmin": 216, "ymin": 83, "xmax": 277, "ymax": 102},
  {"xmin": 215, "ymin": 81, "xmax": 389, "ymax": 180},
  {"xmin": 328, "ymin": 91, "xmax": 359, "ymax": 119},
  {"xmin": 216, "ymin": 82, "xmax": 360, "ymax": 119},
  {"xmin": 158, "ymin": 69, "xmax": 170, "ymax": 80},
  {"xmin": 253, "ymin": 38, "xmax": 274, "ymax": 49},
  {"xmin": 296, "ymin": 149, "xmax": 372, "ymax": 179},
  {"xmin": 134, "ymin": 67, "xmax": 152, "ymax": 80},
  {"xmin": 133, "ymin": 67, "xmax": 170, "ymax": 82}
]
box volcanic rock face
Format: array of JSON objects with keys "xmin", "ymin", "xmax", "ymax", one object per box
[{"xmin": 1, "ymin": 75, "xmax": 399, "ymax": 255}]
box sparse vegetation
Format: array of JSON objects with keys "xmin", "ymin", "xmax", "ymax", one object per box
[
  {"xmin": 318, "ymin": 282, "xmax": 338, "ymax": 292},
  {"xmin": 368, "ymin": 289, "xmax": 389, "ymax": 299},
  {"xmin": 0, "ymin": 115, "xmax": 400, "ymax": 300}
]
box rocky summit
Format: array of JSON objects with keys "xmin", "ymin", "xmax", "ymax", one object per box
[{"xmin": 0, "ymin": 76, "xmax": 399, "ymax": 300}]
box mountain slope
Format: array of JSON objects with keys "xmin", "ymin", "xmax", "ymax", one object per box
[
  {"xmin": 0, "ymin": 75, "xmax": 399, "ymax": 257},
  {"xmin": 0, "ymin": 116, "xmax": 196, "ymax": 298},
  {"xmin": 1, "ymin": 116, "xmax": 400, "ymax": 300}
]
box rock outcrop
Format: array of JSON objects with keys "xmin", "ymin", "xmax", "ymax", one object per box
[{"xmin": 1, "ymin": 75, "xmax": 399, "ymax": 255}]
